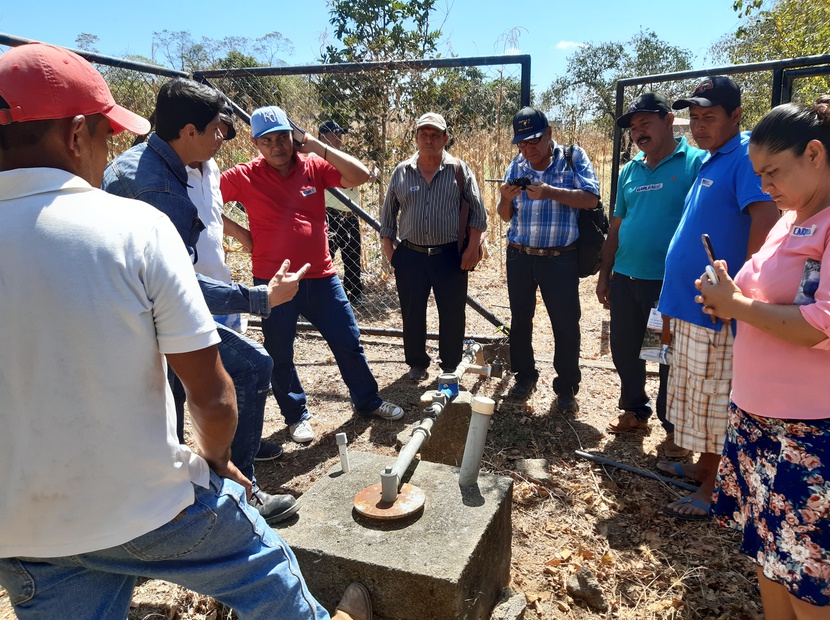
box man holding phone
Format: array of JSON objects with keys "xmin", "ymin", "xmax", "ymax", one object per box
[
  {"xmin": 656, "ymin": 77, "xmax": 779, "ymax": 520},
  {"xmin": 221, "ymin": 106, "xmax": 403, "ymax": 445}
]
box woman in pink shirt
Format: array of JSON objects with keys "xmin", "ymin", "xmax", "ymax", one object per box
[{"xmin": 698, "ymin": 102, "xmax": 830, "ymax": 618}]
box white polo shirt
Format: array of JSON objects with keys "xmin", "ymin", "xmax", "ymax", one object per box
[{"xmin": 0, "ymin": 168, "xmax": 219, "ymax": 558}]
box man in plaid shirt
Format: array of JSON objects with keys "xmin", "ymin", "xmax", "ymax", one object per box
[{"xmin": 497, "ymin": 107, "xmax": 601, "ymax": 411}]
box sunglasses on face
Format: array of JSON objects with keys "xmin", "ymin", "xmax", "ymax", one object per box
[{"xmin": 517, "ymin": 136, "xmax": 543, "ymax": 148}]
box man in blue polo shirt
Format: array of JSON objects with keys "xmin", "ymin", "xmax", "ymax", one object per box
[
  {"xmin": 657, "ymin": 77, "xmax": 779, "ymax": 520},
  {"xmin": 597, "ymin": 93, "xmax": 705, "ymax": 457},
  {"xmin": 497, "ymin": 107, "xmax": 601, "ymax": 411}
]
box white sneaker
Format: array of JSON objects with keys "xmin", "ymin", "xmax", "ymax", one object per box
[
  {"xmin": 369, "ymin": 401, "xmax": 404, "ymax": 421},
  {"xmin": 289, "ymin": 419, "xmax": 315, "ymax": 443}
]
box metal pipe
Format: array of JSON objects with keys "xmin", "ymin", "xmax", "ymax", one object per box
[
  {"xmin": 574, "ymin": 450, "xmax": 699, "ymax": 492},
  {"xmin": 194, "ymin": 54, "xmax": 532, "ymax": 79},
  {"xmin": 246, "ymin": 319, "xmax": 508, "ymax": 344},
  {"xmin": 458, "ymin": 397, "xmax": 496, "ymax": 487},
  {"xmin": 0, "ymin": 33, "xmax": 190, "ymax": 78},
  {"xmin": 380, "ymin": 397, "xmax": 445, "ymax": 503}
]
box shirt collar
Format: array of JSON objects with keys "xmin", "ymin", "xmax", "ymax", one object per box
[
  {"xmin": 712, "ymin": 131, "xmax": 746, "ymax": 157},
  {"xmin": 516, "ymin": 140, "xmax": 559, "ymax": 173},
  {"xmin": 0, "ymin": 168, "xmax": 92, "ymax": 201},
  {"xmin": 148, "ymin": 133, "xmax": 189, "ymax": 186},
  {"xmin": 408, "ymin": 150, "xmax": 454, "ymax": 172},
  {"xmin": 634, "ymin": 136, "xmax": 690, "ymax": 168}
]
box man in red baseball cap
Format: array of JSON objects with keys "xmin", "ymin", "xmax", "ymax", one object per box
[{"xmin": 0, "ymin": 42, "xmax": 371, "ymax": 620}]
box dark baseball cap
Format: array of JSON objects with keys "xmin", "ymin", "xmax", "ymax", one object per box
[
  {"xmin": 616, "ymin": 93, "xmax": 672, "ymax": 128},
  {"xmin": 673, "ymin": 76, "xmax": 741, "ymax": 110},
  {"xmin": 218, "ymin": 102, "xmax": 236, "ymax": 141},
  {"xmin": 319, "ymin": 120, "xmax": 347, "ymax": 135},
  {"xmin": 512, "ymin": 107, "xmax": 548, "ymax": 144}
]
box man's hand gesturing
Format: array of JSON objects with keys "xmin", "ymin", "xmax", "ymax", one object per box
[{"xmin": 267, "ymin": 260, "xmax": 311, "ymax": 308}]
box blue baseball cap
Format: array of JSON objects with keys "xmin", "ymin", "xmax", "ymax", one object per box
[
  {"xmin": 511, "ymin": 107, "xmax": 548, "ymax": 144},
  {"xmin": 251, "ymin": 105, "xmax": 291, "ymax": 139}
]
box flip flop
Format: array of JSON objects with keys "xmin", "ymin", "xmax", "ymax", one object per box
[
  {"xmin": 656, "ymin": 461, "xmax": 695, "ymax": 480},
  {"xmin": 663, "ymin": 496, "xmax": 711, "ymax": 522}
]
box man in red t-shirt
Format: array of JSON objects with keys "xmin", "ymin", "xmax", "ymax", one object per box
[{"xmin": 221, "ymin": 106, "xmax": 403, "ymax": 443}]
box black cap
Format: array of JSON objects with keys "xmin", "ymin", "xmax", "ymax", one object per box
[
  {"xmin": 319, "ymin": 120, "xmax": 347, "ymax": 135},
  {"xmin": 218, "ymin": 100, "xmax": 236, "ymax": 140},
  {"xmin": 219, "ymin": 112, "xmax": 236, "ymax": 141},
  {"xmin": 673, "ymin": 76, "xmax": 741, "ymax": 110},
  {"xmin": 512, "ymin": 107, "xmax": 548, "ymax": 144},
  {"xmin": 616, "ymin": 93, "xmax": 672, "ymax": 128}
]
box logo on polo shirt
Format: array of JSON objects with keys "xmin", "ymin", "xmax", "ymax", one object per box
[
  {"xmin": 635, "ymin": 183, "xmax": 663, "ymax": 193},
  {"xmin": 301, "ymin": 187, "xmax": 317, "ymax": 197},
  {"xmin": 792, "ymin": 225, "xmax": 817, "ymax": 237},
  {"xmin": 700, "ymin": 178, "xmax": 714, "ymax": 187}
]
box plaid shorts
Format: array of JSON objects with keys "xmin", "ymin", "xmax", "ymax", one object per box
[{"xmin": 666, "ymin": 319, "xmax": 734, "ymax": 454}]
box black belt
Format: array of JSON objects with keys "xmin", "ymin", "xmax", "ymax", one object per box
[
  {"xmin": 508, "ymin": 242, "xmax": 576, "ymax": 257},
  {"xmin": 401, "ymin": 240, "xmax": 456, "ymax": 256}
]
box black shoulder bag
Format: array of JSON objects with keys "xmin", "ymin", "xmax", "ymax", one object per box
[{"xmin": 563, "ymin": 145, "xmax": 609, "ymax": 278}]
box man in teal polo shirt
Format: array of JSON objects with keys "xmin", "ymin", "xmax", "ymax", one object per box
[{"xmin": 597, "ymin": 93, "xmax": 705, "ymax": 456}]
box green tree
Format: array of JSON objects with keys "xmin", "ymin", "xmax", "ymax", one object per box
[
  {"xmin": 317, "ymin": 0, "xmax": 443, "ymax": 176},
  {"xmin": 541, "ymin": 29, "xmax": 694, "ymax": 137},
  {"xmin": 149, "ymin": 30, "xmax": 293, "ymax": 74},
  {"xmin": 74, "ymin": 33, "xmax": 100, "ymax": 54},
  {"xmin": 323, "ymin": 0, "xmax": 441, "ymax": 63},
  {"xmin": 712, "ymin": 0, "xmax": 830, "ymax": 127}
]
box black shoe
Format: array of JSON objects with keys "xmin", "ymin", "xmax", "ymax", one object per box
[
  {"xmin": 555, "ymin": 393, "xmax": 579, "ymax": 413},
  {"xmin": 254, "ymin": 441, "xmax": 284, "ymax": 462},
  {"xmin": 508, "ymin": 380, "xmax": 536, "ymax": 399},
  {"xmin": 250, "ymin": 490, "xmax": 299, "ymax": 524},
  {"xmin": 407, "ymin": 366, "xmax": 428, "ymax": 381}
]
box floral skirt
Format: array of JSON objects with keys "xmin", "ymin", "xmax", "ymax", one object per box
[{"xmin": 713, "ymin": 403, "xmax": 830, "ymax": 605}]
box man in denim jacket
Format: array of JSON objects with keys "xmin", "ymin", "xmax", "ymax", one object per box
[{"xmin": 103, "ymin": 78, "xmax": 308, "ymax": 524}]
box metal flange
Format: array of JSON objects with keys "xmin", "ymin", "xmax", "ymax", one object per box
[{"xmin": 353, "ymin": 482, "xmax": 426, "ymax": 520}]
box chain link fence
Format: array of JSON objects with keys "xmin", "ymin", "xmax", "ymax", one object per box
[
  {"xmin": 1, "ymin": 34, "xmax": 529, "ymax": 345},
  {"xmin": 196, "ymin": 57, "xmax": 528, "ymax": 341}
]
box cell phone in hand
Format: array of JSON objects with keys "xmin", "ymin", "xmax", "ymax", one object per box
[{"xmin": 701, "ymin": 234, "xmax": 719, "ymax": 284}]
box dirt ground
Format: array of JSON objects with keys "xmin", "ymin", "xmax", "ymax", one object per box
[{"xmin": 0, "ymin": 256, "xmax": 762, "ymax": 620}]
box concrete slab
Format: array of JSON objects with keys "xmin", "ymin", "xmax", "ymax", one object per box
[{"xmin": 277, "ymin": 451, "xmax": 513, "ymax": 620}]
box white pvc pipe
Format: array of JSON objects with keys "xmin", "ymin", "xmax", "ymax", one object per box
[
  {"xmin": 458, "ymin": 396, "xmax": 496, "ymax": 487},
  {"xmin": 336, "ymin": 432, "xmax": 350, "ymax": 473}
]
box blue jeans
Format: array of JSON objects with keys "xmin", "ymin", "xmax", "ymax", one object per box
[
  {"xmin": 391, "ymin": 243, "xmax": 467, "ymax": 371},
  {"xmin": 171, "ymin": 322, "xmax": 273, "ymax": 482},
  {"xmin": 506, "ymin": 245, "xmax": 581, "ymax": 396},
  {"xmin": 253, "ymin": 275, "xmax": 381, "ymax": 426},
  {"xmin": 609, "ymin": 274, "xmax": 672, "ymax": 432},
  {"xmin": 0, "ymin": 474, "xmax": 329, "ymax": 620}
]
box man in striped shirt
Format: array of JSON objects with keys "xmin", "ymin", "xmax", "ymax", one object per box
[
  {"xmin": 380, "ymin": 112, "xmax": 487, "ymax": 381},
  {"xmin": 497, "ymin": 107, "xmax": 601, "ymax": 411}
]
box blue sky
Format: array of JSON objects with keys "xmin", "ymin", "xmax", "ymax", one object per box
[{"xmin": 0, "ymin": 0, "xmax": 744, "ymax": 91}]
